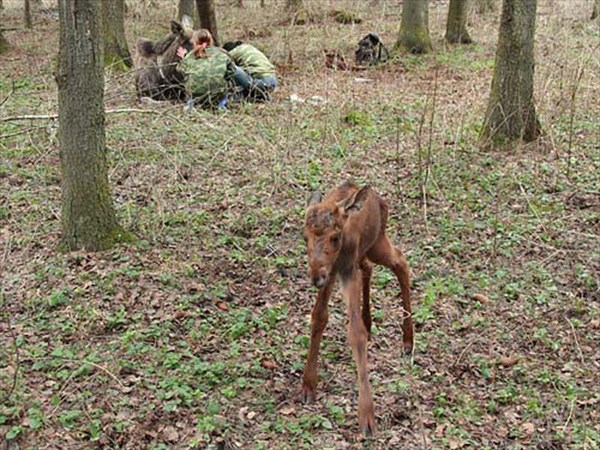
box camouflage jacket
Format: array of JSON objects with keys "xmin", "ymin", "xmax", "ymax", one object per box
[
  {"xmin": 181, "ymin": 47, "xmax": 235, "ymax": 105},
  {"xmin": 228, "ymin": 44, "xmax": 276, "ymax": 79}
]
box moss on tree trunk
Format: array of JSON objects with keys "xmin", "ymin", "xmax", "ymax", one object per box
[
  {"xmin": 446, "ymin": 0, "xmax": 473, "ymax": 44},
  {"xmin": 396, "ymin": 0, "xmax": 433, "ymax": 54},
  {"xmin": 57, "ymin": 0, "xmax": 131, "ymax": 252},
  {"xmin": 480, "ymin": 0, "xmax": 541, "ymax": 149},
  {"xmin": 101, "ymin": 0, "xmax": 132, "ymax": 69}
]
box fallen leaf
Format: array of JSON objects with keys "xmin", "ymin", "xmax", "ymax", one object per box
[
  {"xmin": 262, "ymin": 360, "xmax": 277, "ymax": 370},
  {"xmin": 217, "ymin": 302, "xmax": 229, "ymax": 311},
  {"xmin": 163, "ymin": 425, "xmax": 179, "ymax": 442},
  {"xmin": 522, "ymin": 422, "xmax": 535, "ymax": 435},
  {"xmin": 498, "ymin": 356, "xmax": 519, "ymax": 367},
  {"xmin": 472, "ymin": 293, "xmax": 490, "ymax": 304},
  {"xmin": 279, "ymin": 406, "xmax": 295, "ymax": 415}
]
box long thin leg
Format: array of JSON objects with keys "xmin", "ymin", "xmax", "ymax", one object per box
[
  {"xmin": 359, "ymin": 259, "xmax": 373, "ymax": 339},
  {"xmin": 341, "ymin": 271, "xmax": 376, "ymax": 436},
  {"xmin": 367, "ymin": 235, "xmax": 414, "ymax": 354},
  {"xmin": 301, "ymin": 276, "xmax": 335, "ymax": 403}
]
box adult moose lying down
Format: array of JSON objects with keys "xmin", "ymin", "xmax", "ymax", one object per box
[
  {"xmin": 133, "ymin": 15, "xmax": 195, "ymax": 101},
  {"xmin": 300, "ymin": 181, "xmax": 414, "ymax": 437}
]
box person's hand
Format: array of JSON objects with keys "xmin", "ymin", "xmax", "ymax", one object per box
[{"xmin": 177, "ymin": 46, "xmax": 187, "ymax": 58}]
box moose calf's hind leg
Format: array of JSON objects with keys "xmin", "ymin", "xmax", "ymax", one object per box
[
  {"xmin": 359, "ymin": 260, "xmax": 373, "ymax": 340},
  {"xmin": 368, "ymin": 236, "xmax": 414, "ymax": 354}
]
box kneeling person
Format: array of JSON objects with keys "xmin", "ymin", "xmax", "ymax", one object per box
[
  {"xmin": 178, "ymin": 29, "xmax": 236, "ymax": 109},
  {"xmin": 223, "ymin": 41, "xmax": 278, "ymax": 102}
]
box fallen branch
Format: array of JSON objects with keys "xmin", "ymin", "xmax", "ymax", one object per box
[{"xmin": 0, "ymin": 108, "xmax": 180, "ymax": 122}]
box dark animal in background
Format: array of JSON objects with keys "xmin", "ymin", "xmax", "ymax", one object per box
[
  {"xmin": 300, "ymin": 181, "xmax": 414, "ymax": 437},
  {"xmin": 133, "ymin": 16, "xmax": 194, "ymax": 101},
  {"xmin": 355, "ymin": 33, "xmax": 389, "ymax": 66}
]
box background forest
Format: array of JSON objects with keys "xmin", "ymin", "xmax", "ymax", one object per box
[{"xmin": 1, "ymin": 0, "xmax": 599, "ymax": 449}]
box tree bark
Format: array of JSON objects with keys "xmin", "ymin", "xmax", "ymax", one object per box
[
  {"xmin": 396, "ymin": 0, "xmax": 433, "ymax": 54},
  {"xmin": 286, "ymin": 0, "xmax": 303, "ymax": 10},
  {"xmin": 56, "ymin": 0, "xmax": 128, "ymax": 251},
  {"xmin": 101, "ymin": 0, "xmax": 132, "ymax": 69},
  {"xmin": 446, "ymin": 0, "xmax": 473, "ymax": 43},
  {"xmin": 24, "ymin": 0, "xmax": 32, "ymax": 28},
  {"xmin": 480, "ymin": 0, "xmax": 541, "ymax": 148},
  {"xmin": 592, "ymin": 0, "xmax": 599, "ymax": 20},
  {"xmin": 178, "ymin": 0, "xmax": 199, "ymax": 26},
  {"xmin": 196, "ymin": 0, "xmax": 219, "ymax": 46},
  {"xmin": 0, "ymin": 27, "xmax": 8, "ymax": 53},
  {"xmin": 477, "ymin": 0, "xmax": 496, "ymax": 14}
]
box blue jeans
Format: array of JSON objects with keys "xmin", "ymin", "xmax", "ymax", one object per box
[{"xmin": 232, "ymin": 66, "xmax": 277, "ymax": 101}]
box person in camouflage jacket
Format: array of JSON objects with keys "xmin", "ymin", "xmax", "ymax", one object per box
[
  {"xmin": 223, "ymin": 41, "xmax": 278, "ymax": 102},
  {"xmin": 177, "ymin": 30, "xmax": 237, "ymax": 109}
]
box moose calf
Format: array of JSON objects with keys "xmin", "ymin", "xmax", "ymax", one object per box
[{"xmin": 301, "ymin": 181, "xmax": 414, "ymax": 436}]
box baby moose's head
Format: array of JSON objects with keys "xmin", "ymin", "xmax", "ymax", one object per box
[{"xmin": 302, "ymin": 186, "xmax": 370, "ymax": 289}]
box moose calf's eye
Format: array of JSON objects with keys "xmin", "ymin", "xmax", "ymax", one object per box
[{"xmin": 331, "ymin": 234, "xmax": 341, "ymax": 246}]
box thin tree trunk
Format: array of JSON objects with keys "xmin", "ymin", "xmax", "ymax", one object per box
[
  {"xmin": 24, "ymin": 0, "xmax": 32, "ymax": 28},
  {"xmin": 396, "ymin": 0, "xmax": 432, "ymax": 54},
  {"xmin": 196, "ymin": 0, "xmax": 219, "ymax": 46},
  {"xmin": 56, "ymin": 0, "xmax": 128, "ymax": 251},
  {"xmin": 446, "ymin": 0, "xmax": 473, "ymax": 43},
  {"xmin": 592, "ymin": 0, "xmax": 599, "ymax": 19},
  {"xmin": 101, "ymin": 0, "xmax": 132, "ymax": 69},
  {"xmin": 0, "ymin": 27, "xmax": 9, "ymax": 53},
  {"xmin": 480, "ymin": 0, "xmax": 541, "ymax": 148}
]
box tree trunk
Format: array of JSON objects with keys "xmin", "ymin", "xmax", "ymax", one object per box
[
  {"xmin": 396, "ymin": 0, "xmax": 433, "ymax": 54},
  {"xmin": 56, "ymin": 0, "xmax": 128, "ymax": 251},
  {"xmin": 477, "ymin": 0, "xmax": 496, "ymax": 14},
  {"xmin": 592, "ymin": 0, "xmax": 599, "ymax": 20},
  {"xmin": 446, "ymin": 0, "xmax": 472, "ymax": 43},
  {"xmin": 0, "ymin": 27, "xmax": 8, "ymax": 53},
  {"xmin": 196, "ymin": 0, "xmax": 219, "ymax": 46},
  {"xmin": 101, "ymin": 0, "xmax": 132, "ymax": 69},
  {"xmin": 480, "ymin": 0, "xmax": 541, "ymax": 148},
  {"xmin": 24, "ymin": 0, "xmax": 32, "ymax": 28},
  {"xmin": 178, "ymin": 0, "xmax": 199, "ymax": 26},
  {"xmin": 286, "ymin": 0, "xmax": 302, "ymax": 10}
]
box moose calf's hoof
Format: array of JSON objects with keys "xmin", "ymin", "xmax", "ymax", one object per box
[
  {"xmin": 300, "ymin": 385, "xmax": 317, "ymax": 404},
  {"xmin": 359, "ymin": 415, "xmax": 376, "ymax": 438}
]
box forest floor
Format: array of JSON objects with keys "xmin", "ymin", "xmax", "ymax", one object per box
[{"xmin": 1, "ymin": 1, "xmax": 599, "ymax": 449}]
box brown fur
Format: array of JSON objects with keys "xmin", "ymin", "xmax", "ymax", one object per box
[
  {"xmin": 133, "ymin": 17, "xmax": 194, "ymax": 101},
  {"xmin": 301, "ymin": 180, "xmax": 414, "ymax": 437}
]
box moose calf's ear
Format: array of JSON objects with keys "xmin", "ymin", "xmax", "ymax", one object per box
[
  {"xmin": 341, "ymin": 185, "xmax": 371, "ymax": 213},
  {"xmin": 307, "ymin": 191, "xmax": 323, "ymax": 207},
  {"xmin": 181, "ymin": 15, "xmax": 194, "ymax": 31}
]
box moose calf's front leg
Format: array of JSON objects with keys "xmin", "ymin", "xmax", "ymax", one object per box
[
  {"xmin": 301, "ymin": 278, "xmax": 334, "ymax": 403},
  {"xmin": 343, "ymin": 272, "xmax": 376, "ymax": 436}
]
